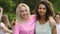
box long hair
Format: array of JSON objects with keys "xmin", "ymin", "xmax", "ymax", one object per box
[
  {"xmin": 1, "ymin": 15, "xmax": 11, "ymax": 27},
  {"xmin": 34, "ymin": 1, "xmax": 55, "ymax": 21},
  {"xmin": 16, "ymin": 3, "xmax": 30, "ymax": 22}
]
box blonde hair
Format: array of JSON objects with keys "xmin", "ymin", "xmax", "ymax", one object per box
[
  {"xmin": 1, "ymin": 15, "xmax": 11, "ymax": 27},
  {"xmin": 16, "ymin": 3, "xmax": 30, "ymax": 22}
]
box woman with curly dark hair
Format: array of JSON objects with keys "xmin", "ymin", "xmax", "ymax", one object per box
[{"xmin": 34, "ymin": 1, "xmax": 56, "ymax": 34}]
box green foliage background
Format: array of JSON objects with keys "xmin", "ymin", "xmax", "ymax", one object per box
[{"xmin": 0, "ymin": 0, "xmax": 60, "ymax": 22}]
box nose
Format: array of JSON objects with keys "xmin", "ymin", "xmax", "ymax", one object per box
[{"xmin": 40, "ymin": 9, "xmax": 44, "ymax": 11}]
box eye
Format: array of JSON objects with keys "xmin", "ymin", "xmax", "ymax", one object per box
[
  {"xmin": 39, "ymin": 8, "xmax": 41, "ymax": 9},
  {"xmin": 25, "ymin": 9, "xmax": 27, "ymax": 11},
  {"xmin": 43, "ymin": 8, "xmax": 46, "ymax": 10},
  {"xmin": 20, "ymin": 11, "xmax": 24, "ymax": 13}
]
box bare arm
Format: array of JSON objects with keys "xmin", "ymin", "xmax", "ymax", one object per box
[{"xmin": 2, "ymin": 24, "xmax": 12, "ymax": 33}]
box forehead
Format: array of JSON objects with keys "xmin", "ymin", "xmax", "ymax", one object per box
[
  {"xmin": 55, "ymin": 15, "xmax": 60, "ymax": 17},
  {"xmin": 20, "ymin": 6, "xmax": 27, "ymax": 10},
  {"xmin": 38, "ymin": 4, "xmax": 46, "ymax": 8}
]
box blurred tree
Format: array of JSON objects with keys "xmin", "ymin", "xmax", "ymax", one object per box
[
  {"xmin": 0, "ymin": 0, "xmax": 16, "ymax": 21},
  {"xmin": 49, "ymin": 0, "xmax": 60, "ymax": 13},
  {"xmin": 0, "ymin": 0, "xmax": 60, "ymax": 22},
  {"xmin": 0, "ymin": 0, "xmax": 15, "ymax": 13}
]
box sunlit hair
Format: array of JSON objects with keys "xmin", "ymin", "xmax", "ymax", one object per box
[
  {"xmin": 1, "ymin": 15, "xmax": 11, "ymax": 27},
  {"xmin": 16, "ymin": 3, "xmax": 30, "ymax": 22}
]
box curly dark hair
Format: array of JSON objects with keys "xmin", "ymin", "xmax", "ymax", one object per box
[{"xmin": 34, "ymin": 1, "xmax": 55, "ymax": 21}]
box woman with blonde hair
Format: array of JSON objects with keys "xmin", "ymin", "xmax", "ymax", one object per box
[{"xmin": 13, "ymin": 3, "xmax": 36, "ymax": 34}]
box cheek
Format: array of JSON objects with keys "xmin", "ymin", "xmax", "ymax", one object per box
[
  {"xmin": 44, "ymin": 10, "xmax": 46, "ymax": 14},
  {"xmin": 38, "ymin": 10, "xmax": 46, "ymax": 14},
  {"xmin": 26, "ymin": 12, "xmax": 29, "ymax": 15},
  {"xmin": 38, "ymin": 9, "xmax": 40, "ymax": 12},
  {"xmin": 20, "ymin": 13, "xmax": 24, "ymax": 16}
]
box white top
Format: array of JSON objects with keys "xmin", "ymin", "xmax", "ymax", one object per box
[
  {"xmin": 36, "ymin": 21, "xmax": 52, "ymax": 34},
  {"xmin": 0, "ymin": 22, "xmax": 5, "ymax": 34},
  {"xmin": 56, "ymin": 24, "xmax": 60, "ymax": 34}
]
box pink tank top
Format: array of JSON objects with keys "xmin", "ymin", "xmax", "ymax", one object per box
[{"xmin": 13, "ymin": 15, "xmax": 36, "ymax": 34}]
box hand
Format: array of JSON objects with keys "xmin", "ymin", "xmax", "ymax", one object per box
[{"xmin": 49, "ymin": 16, "xmax": 56, "ymax": 27}]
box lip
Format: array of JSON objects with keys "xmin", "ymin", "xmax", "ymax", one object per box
[{"xmin": 40, "ymin": 12, "xmax": 45, "ymax": 14}]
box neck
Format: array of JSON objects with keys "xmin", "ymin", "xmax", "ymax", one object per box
[
  {"xmin": 39, "ymin": 16, "xmax": 46, "ymax": 24},
  {"xmin": 17, "ymin": 16, "xmax": 30, "ymax": 23},
  {"xmin": 40, "ymin": 16, "xmax": 45, "ymax": 20},
  {"xmin": 23, "ymin": 16, "xmax": 30, "ymax": 21}
]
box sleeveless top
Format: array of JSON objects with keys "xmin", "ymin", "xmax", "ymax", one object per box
[{"xmin": 35, "ymin": 21, "xmax": 52, "ymax": 34}]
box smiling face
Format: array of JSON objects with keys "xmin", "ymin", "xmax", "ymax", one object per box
[
  {"xmin": 20, "ymin": 6, "xmax": 29, "ymax": 19},
  {"xmin": 38, "ymin": 4, "xmax": 46, "ymax": 17}
]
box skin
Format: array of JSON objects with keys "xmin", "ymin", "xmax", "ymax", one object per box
[
  {"xmin": 20, "ymin": 6, "xmax": 29, "ymax": 20},
  {"xmin": 16, "ymin": 5, "xmax": 30, "ymax": 24},
  {"xmin": 38, "ymin": 4, "xmax": 47, "ymax": 24}
]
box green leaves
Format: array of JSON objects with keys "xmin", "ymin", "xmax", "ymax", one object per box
[
  {"xmin": 51, "ymin": 0, "xmax": 60, "ymax": 13},
  {"xmin": 0, "ymin": 0, "xmax": 60, "ymax": 22},
  {"xmin": 0, "ymin": 0, "xmax": 16, "ymax": 22}
]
